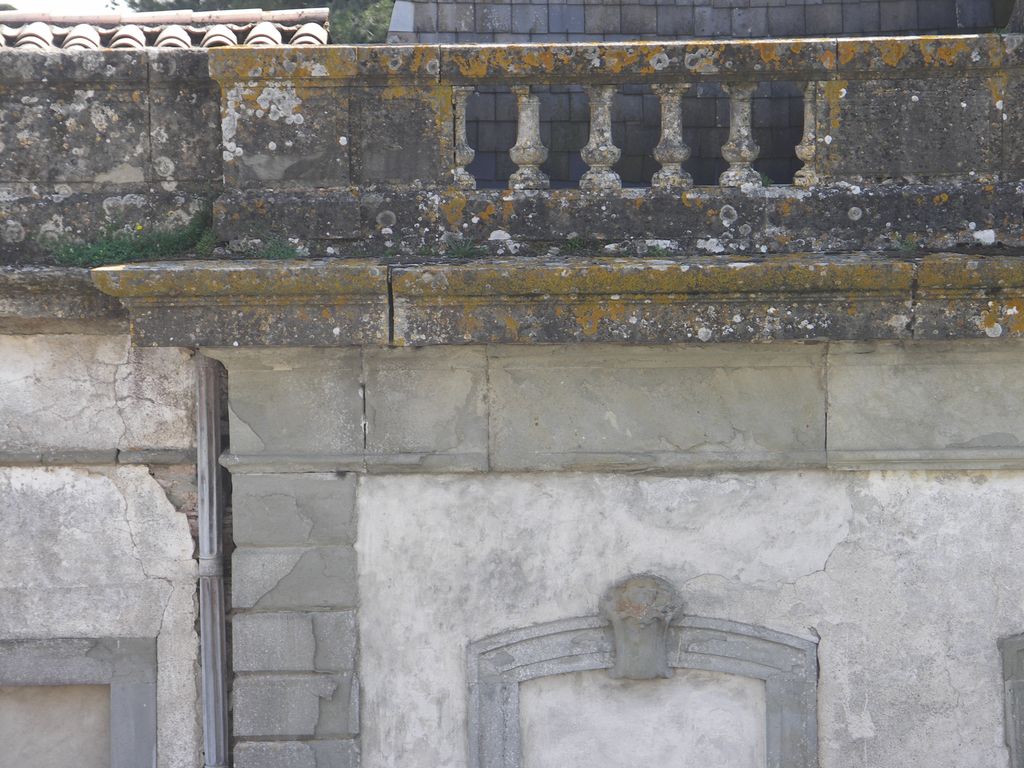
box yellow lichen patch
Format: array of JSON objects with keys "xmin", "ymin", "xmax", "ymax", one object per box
[
  {"xmin": 823, "ymin": 79, "xmax": 847, "ymax": 131},
  {"xmin": 380, "ymin": 84, "xmax": 413, "ymax": 101},
  {"xmin": 933, "ymin": 193, "xmax": 949, "ymax": 205},
  {"xmin": 820, "ymin": 49, "xmax": 837, "ymax": 70},
  {"xmin": 838, "ymin": 44, "xmax": 857, "ymax": 67},
  {"xmin": 453, "ymin": 54, "xmax": 491, "ymax": 79},
  {"xmin": 502, "ymin": 313, "xmax": 521, "ymax": 338},
  {"xmin": 920, "ymin": 39, "xmax": 970, "ymax": 67},
  {"xmin": 440, "ymin": 194, "xmax": 468, "ymax": 229},
  {"xmin": 604, "ymin": 47, "xmax": 645, "ymax": 74},
  {"xmin": 986, "ymin": 73, "xmax": 1007, "ymax": 110},
  {"xmin": 757, "ymin": 43, "xmax": 782, "ymax": 66},
  {"xmin": 574, "ymin": 300, "xmax": 626, "ymax": 337},
  {"xmin": 878, "ymin": 40, "xmax": 910, "ymax": 67},
  {"xmin": 478, "ymin": 203, "xmax": 497, "ymax": 222}
]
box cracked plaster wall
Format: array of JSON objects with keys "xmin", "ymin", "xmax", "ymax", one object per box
[
  {"xmin": 0, "ymin": 334, "xmax": 194, "ymax": 457},
  {"xmin": 0, "ymin": 332, "xmax": 200, "ymax": 768},
  {"xmin": 358, "ymin": 470, "xmax": 1024, "ymax": 768}
]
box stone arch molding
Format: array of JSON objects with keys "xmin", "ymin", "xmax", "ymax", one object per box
[{"xmin": 466, "ymin": 574, "xmax": 818, "ymax": 768}]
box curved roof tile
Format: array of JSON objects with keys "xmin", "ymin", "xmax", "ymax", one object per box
[{"xmin": 0, "ymin": 7, "xmax": 330, "ymax": 49}]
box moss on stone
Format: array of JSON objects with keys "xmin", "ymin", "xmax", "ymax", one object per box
[{"xmin": 51, "ymin": 210, "xmax": 215, "ymax": 268}]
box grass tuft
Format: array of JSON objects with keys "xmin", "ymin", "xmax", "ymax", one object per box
[{"xmin": 51, "ymin": 210, "xmax": 214, "ymax": 268}]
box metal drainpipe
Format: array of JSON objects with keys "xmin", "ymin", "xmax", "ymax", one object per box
[{"xmin": 197, "ymin": 354, "xmax": 230, "ymax": 768}]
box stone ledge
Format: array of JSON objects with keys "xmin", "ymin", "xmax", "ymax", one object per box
[
  {"xmin": 91, "ymin": 259, "xmax": 389, "ymax": 347},
  {"xmin": 0, "ymin": 266, "xmax": 126, "ymax": 333},
  {"xmin": 86, "ymin": 253, "xmax": 1024, "ymax": 346}
]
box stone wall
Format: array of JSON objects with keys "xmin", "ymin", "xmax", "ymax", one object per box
[
  {"xmin": 0, "ymin": 331, "xmax": 200, "ymax": 768},
  {"xmin": 209, "ymin": 339, "xmax": 1024, "ymax": 768}
]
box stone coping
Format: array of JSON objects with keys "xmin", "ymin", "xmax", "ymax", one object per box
[
  {"xmin": 5, "ymin": 33, "xmax": 1007, "ymax": 86},
  {"xmin": 0, "ymin": 266, "xmax": 126, "ymax": 334},
  {"xmin": 206, "ymin": 33, "xmax": 1019, "ymax": 85},
  {"xmin": 75, "ymin": 252, "xmax": 1024, "ymax": 345}
]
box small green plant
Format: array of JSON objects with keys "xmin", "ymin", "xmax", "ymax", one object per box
[
  {"xmin": 759, "ymin": 172, "xmax": 774, "ymax": 187},
  {"xmin": 50, "ymin": 209, "xmax": 214, "ymax": 268},
  {"xmin": 892, "ymin": 235, "xmax": 919, "ymax": 253},
  {"xmin": 563, "ymin": 236, "xmax": 586, "ymax": 253},
  {"xmin": 444, "ymin": 237, "xmax": 485, "ymax": 259},
  {"xmin": 252, "ymin": 239, "xmax": 300, "ymax": 260}
]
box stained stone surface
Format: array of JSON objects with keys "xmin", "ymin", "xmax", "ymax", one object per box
[
  {"xmin": 357, "ymin": 470, "xmax": 1024, "ymax": 768},
  {"xmin": 0, "ymin": 684, "xmax": 111, "ymax": 768},
  {"xmin": 519, "ymin": 670, "xmax": 766, "ymax": 768}
]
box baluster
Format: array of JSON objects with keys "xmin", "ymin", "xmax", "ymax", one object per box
[
  {"xmin": 794, "ymin": 81, "xmax": 819, "ymax": 188},
  {"xmin": 509, "ymin": 85, "xmax": 549, "ymax": 190},
  {"xmin": 452, "ymin": 86, "xmax": 476, "ymax": 190},
  {"xmin": 719, "ymin": 82, "xmax": 762, "ymax": 187},
  {"xmin": 580, "ymin": 84, "xmax": 621, "ymax": 192},
  {"xmin": 651, "ymin": 83, "xmax": 692, "ymax": 191}
]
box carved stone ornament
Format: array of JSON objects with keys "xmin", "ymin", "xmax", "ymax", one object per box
[{"xmin": 599, "ymin": 573, "xmax": 681, "ymax": 679}]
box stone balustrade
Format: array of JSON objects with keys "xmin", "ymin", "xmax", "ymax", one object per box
[{"xmin": 1, "ymin": 35, "xmax": 1023, "ymax": 264}]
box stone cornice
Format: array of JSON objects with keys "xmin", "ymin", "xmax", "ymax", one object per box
[
  {"xmin": 78, "ymin": 252, "xmax": 1024, "ymax": 346},
  {"xmin": 0, "ymin": 266, "xmax": 126, "ymax": 333}
]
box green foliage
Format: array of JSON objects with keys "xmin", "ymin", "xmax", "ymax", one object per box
[
  {"xmin": 330, "ymin": 0, "xmax": 394, "ymax": 43},
  {"xmin": 50, "ymin": 211, "xmax": 214, "ymax": 268}
]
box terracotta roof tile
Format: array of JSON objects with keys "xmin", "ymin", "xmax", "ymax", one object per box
[{"xmin": 0, "ymin": 7, "xmax": 330, "ymax": 49}]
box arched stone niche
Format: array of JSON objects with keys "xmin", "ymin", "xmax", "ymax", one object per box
[{"xmin": 467, "ymin": 576, "xmax": 818, "ymax": 768}]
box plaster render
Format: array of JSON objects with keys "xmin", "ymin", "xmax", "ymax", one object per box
[
  {"xmin": 0, "ymin": 466, "xmax": 200, "ymax": 768},
  {"xmin": 519, "ymin": 670, "xmax": 765, "ymax": 768},
  {"xmin": 357, "ymin": 470, "xmax": 1024, "ymax": 768},
  {"xmin": 0, "ymin": 334, "xmax": 194, "ymax": 458}
]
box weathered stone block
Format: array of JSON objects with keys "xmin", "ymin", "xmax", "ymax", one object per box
[
  {"xmin": 147, "ymin": 50, "xmax": 222, "ymax": 184},
  {"xmin": 0, "ymin": 51, "xmax": 149, "ymax": 185},
  {"xmin": 233, "ymin": 613, "xmax": 315, "ymax": 672},
  {"xmin": 232, "ymin": 546, "xmax": 358, "ymax": 610},
  {"xmin": 214, "ymin": 349, "xmax": 364, "ymax": 461},
  {"xmin": 220, "ymin": 80, "xmax": 349, "ymax": 189},
  {"xmin": 364, "ymin": 347, "xmax": 488, "ymax": 471},
  {"xmin": 312, "ymin": 611, "xmax": 359, "ymax": 672},
  {"xmin": 234, "ymin": 611, "xmax": 358, "ymax": 673},
  {"xmin": 234, "ymin": 740, "xmax": 358, "ymax": 768},
  {"xmin": 826, "ymin": 340, "xmax": 1024, "ymax": 467},
  {"xmin": 488, "ymin": 344, "xmax": 826, "ymax": 471},
  {"xmin": 233, "ymin": 474, "xmax": 357, "ymax": 546},
  {"xmin": 233, "ymin": 673, "xmax": 356, "ymax": 738},
  {"xmin": 349, "ymin": 86, "xmax": 450, "ymax": 185},
  {"xmin": 818, "ymin": 77, "xmax": 1001, "ymax": 180}
]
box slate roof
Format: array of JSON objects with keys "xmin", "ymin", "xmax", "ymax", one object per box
[{"xmin": 0, "ymin": 8, "xmax": 330, "ymax": 49}]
